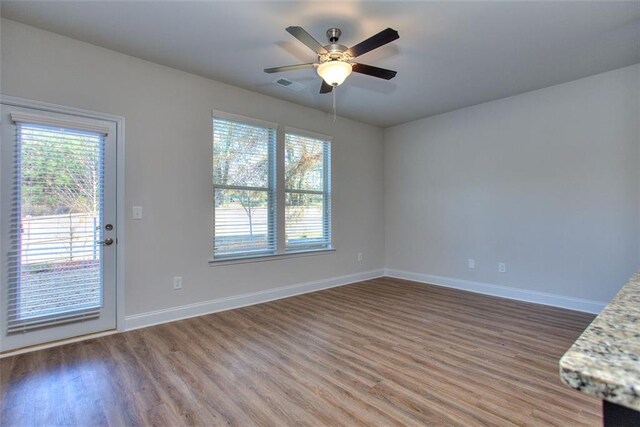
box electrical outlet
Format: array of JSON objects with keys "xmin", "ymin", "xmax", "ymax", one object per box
[
  {"xmin": 468, "ymin": 259, "xmax": 475, "ymax": 269},
  {"xmin": 357, "ymin": 252, "xmax": 363, "ymax": 262},
  {"xmin": 173, "ymin": 276, "xmax": 183, "ymax": 290},
  {"xmin": 498, "ymin": 263, "xmax": 506, "ymax": 273}
]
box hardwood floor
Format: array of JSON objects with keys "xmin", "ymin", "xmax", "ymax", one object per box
[{"xmin": 1, "ymin": 277, "xmax": 600, "ymax": 426}]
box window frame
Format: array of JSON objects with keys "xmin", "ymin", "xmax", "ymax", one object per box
[
  {"xmin": 212, "ymin": 112, "xmax": 277, "ymax": 260},
  {"xmin": 284, "ymin": 128, "xmax": 332, "ymax": 252},
  {"xmin": 210, "ymin": 113, "xmax": 333, "ymax": 263}
]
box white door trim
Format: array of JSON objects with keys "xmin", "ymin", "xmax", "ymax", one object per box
[{"xmin": 1, "ymin": 95, "xmax": 126, "ymax": 334}]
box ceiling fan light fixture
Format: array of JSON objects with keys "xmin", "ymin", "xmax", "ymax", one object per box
[{"xmin": 317, "ymin": 61, "xmax": 352, "ymax": 87}]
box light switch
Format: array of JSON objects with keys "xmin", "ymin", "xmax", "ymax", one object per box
[{"xmin": 132, "ymin": 206, "xmax": 143, "ymax": 220}]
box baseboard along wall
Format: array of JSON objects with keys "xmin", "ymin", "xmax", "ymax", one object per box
[
  {"xmin": 384, "ymin": 268, "xmax": 606, "ymax": 314},
  {"xmin": 124, "ymin": 269, "xmax": 385, "ymax": 331},
  {"xmin": 125, "ymin": 267, "xmax": 606, "ymax": 333}
]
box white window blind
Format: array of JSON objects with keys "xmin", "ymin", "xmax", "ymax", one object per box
[
  {"xmin": 7, "ymin": 122, "xmax": 105, "ymax": 333},
  {"xmin": 213, "ymin": 117, "xmax": 276, "ymax": 258},
  {"xmin": 284, "ymin": 133, "xmax": 331, "ymax": 251}
]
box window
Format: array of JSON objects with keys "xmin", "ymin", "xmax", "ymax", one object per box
[
  {"xmin": 285, "ymin": 132, "xmax": 331, "ymax": 251},
  {"xmin": 213, "ymin": 116, "xmax": 276, "ymax": 258},
  {"xmin": 212, "ymin": 114, "xmax": 332, "ymax": 261}
]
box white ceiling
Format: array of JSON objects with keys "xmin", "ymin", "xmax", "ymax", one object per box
[{"xmin": 2, "ymin": 1, "xmax": 640, "ymax": 127}]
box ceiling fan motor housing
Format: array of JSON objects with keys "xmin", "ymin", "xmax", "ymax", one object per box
[
  {"xmin": 320, "ymin": 28, "xmax": 351, "ymax": 62},
  {"xmin": 326, "ymin": 28, "xmax": 341, "ymax": 43},
  {"xmin": 320, "ymin": 45, "xmax": 350, "ymax": 61}
]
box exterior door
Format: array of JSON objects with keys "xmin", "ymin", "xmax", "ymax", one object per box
[{"xmin": 0, "ymin": 103, "xmax": 117, "ymax": 352}]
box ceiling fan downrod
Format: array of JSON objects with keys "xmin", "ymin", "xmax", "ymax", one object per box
[{"xmin": 326, "ymin": 28, "xmax": 341, "ymax": 43}]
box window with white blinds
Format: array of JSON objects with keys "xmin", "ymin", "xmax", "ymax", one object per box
[
  {"xmin": 285, "ymin": 133, "xmax": 331, "ymax": 251},
  {"xmin": 7, "ymin": 122, "xmax": 104, "ymax": 333},
  {"xmin": 213, "ymin": 117, "xmax": 276, "ymax": 259},
  {"xmin": 212, "ymin": 114, "xmax": 332, "ymax": 260}
]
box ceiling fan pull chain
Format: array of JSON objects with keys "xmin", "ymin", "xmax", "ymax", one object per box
[{"xmin": 333, "ymin": 87, "xmax": 337, "ymax": 122}]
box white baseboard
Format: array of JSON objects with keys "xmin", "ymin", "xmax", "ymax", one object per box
[
  {"xmin": 383, "ymin": 268, "xmax": 606, "ymax": 314},
  {"xmin": 125, "ymin": 269, "xmax": 385, "ymax": 331}
]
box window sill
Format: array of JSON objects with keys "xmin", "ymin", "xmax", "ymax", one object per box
[{"xmin": 209, "ymin": 248, "xmax": 335, "ymax": 266}]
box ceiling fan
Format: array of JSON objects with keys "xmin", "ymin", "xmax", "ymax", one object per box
[{"xmin": 264, "ymin": 26, "xmax": 399, "ymax": 94}]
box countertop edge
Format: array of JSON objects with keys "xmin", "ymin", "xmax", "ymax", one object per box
[
  {"xmin": 559, "ymin": 360, "xmax": 640, "ymax": 411},
  {"xmin": 559, "ymin": 270, "xmax": 640, "ymax": 412}
]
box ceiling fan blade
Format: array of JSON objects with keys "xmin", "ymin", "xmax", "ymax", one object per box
[
  {"xmin": 264, "ymin": 63, "xmax": 316, "ymax": 74},
  {"xmin": 286, "ymin": 26, "xmax": 328, "ymax": 55},
  {"xmin": 346, "ymin": 28, "xmax": 399, "ymax": 58},
  {"xmin": 320, "ymin": 80, "xmax": 333, "ymax": 94},
  {"xmin": 352, "ymin": 63, "xmax": 397, "ymax": 80}
]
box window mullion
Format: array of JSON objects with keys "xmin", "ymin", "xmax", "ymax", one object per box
[
  {"xmin": 276, "ymin": 124, "xmax": 286, "ymax": 255},
  {"xmin": 214, "ymin": 184, "xmax": 270, "ymax": 192},
  {"xmin": 284, "ymin": 189, "xmax": 324, "ymax": 195}
]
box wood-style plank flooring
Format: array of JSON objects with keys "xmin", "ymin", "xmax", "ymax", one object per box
[{"xmin": 1, "ymin": 277, "xmax": 600, "ymax": 426}]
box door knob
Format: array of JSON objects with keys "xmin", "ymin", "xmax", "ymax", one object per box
[{"xmin": 99, "ymin": 238, "xmax": 114, "ymax": 246}]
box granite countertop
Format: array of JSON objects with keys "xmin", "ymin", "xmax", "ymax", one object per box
[{"xmin": 560, "ymin": 271, "xmax": 640, "ymax": 411}]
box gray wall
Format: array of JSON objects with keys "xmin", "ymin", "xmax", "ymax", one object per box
[
  {"xmin": 2, "ymin": 18, "xmax": 639, "ymax": 316},
  {"xmin": 385, "ymin": 64, "xmax": 640, "ymax": 303},
  {"xmin": 1, "ymin": 19, "xmax": 385, "ymax": 317}
]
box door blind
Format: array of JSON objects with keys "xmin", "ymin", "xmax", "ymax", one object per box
[
  {"xmin": 213, "ymin": 117, "xmax": 276, "ymax": 258},
  {"xmin": 284, "ymin": 133, "xmax": 331, "ymax": 251},
  {"xmin": 6, "ymin": 122, "xmax": 105, "ymax": 333}
]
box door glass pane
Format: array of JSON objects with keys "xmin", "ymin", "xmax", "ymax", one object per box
[{"xmin": 9, "ymin": 123, "xmax": 104, "ymax": 326}]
